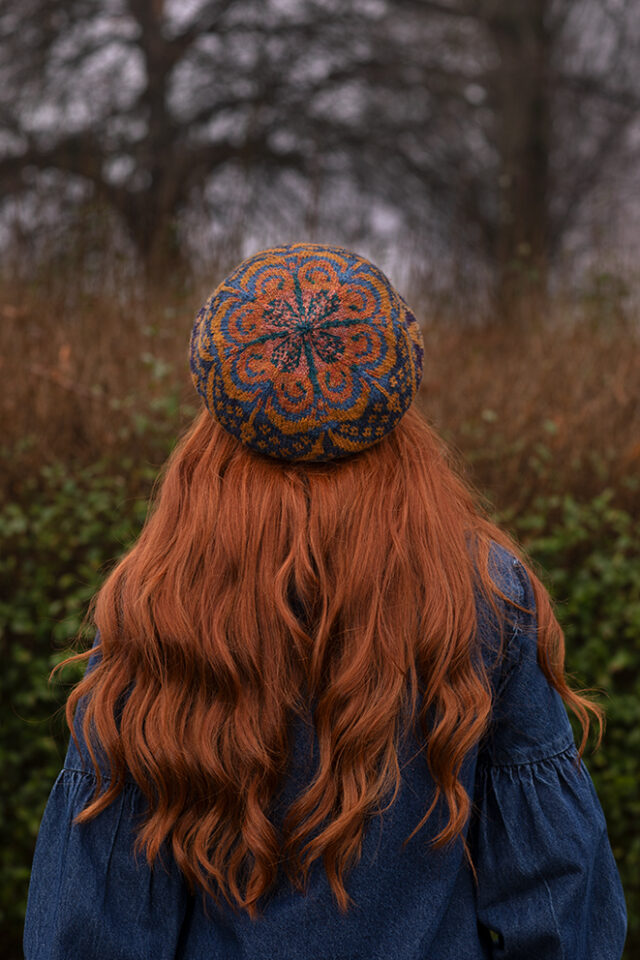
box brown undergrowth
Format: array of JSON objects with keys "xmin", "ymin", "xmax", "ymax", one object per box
[{"xmin": 1, "ymin": 277, "xmax": 638, "ymax": 513}]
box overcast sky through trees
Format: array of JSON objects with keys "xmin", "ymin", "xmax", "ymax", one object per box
[{"xmin": 1, "ymin": 0, "xmax": 639, "ymax": 313}]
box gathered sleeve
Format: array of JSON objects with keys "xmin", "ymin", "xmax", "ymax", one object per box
[
  {"xmin": 471, "ymin": 552, "xmax": 628, "ymax": 959},
  {"xmin": 23, "ymin": 636, "xmax": 191, "ymax": 960}
]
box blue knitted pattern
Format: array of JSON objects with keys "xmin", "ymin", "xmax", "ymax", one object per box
[{"xmin": 189, "ymin": 242, "xmax": 424, "ymax": 461}]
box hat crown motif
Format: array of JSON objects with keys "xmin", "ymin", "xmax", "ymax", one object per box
[{"xmin": 189, "ymin": 242, "xmax": 424, "ymax": 461}]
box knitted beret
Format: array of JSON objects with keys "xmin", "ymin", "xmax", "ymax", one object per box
[{"xmin": 189, "ymin": 242, "xmax": 424, "ymax": 462}]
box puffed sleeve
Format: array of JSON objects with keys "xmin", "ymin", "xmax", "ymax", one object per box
[
  {"xmin": 470, "ymin": 550, "xmax": 628, "ymax": 959},
  {"xmin": 23, "ymin": 635, "xmax": 191, "ymax": 960}
]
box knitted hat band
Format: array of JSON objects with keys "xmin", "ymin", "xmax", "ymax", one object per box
[{"xmin": 189, "ymin": 242, "xmax": 424, "ymax": 462}]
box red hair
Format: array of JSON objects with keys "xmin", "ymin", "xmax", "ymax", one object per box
[{"xmin": 54, "ymin": 403, "xmax": 601, "ymax": 918}]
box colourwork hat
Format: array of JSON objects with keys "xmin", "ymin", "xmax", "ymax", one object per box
[{"xmin": 189, "ymin": 242, "xmax": 424, "ymax": 462}]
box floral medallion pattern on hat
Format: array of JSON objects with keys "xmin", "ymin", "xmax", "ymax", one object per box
[{"xmin": 189, "ymin": 242, "xmax": 424, "ymax": 461}]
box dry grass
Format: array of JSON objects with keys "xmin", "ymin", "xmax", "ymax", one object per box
[
  {"xmin": 1, "ymin": 277, "xmax": 638, "ymax": 514},
  {"xmin": 416, "ymin": 308, "xmax": 640, "ymax": 514}
]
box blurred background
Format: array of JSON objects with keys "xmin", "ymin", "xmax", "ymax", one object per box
[{"xmin": 1, "ymin": 1, "xmax": 638, "ymax": 957}]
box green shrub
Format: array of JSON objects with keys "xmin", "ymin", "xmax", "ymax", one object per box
[
  {"xmin": 508, "ymin": 488, "xmax": 640, "ymax": 949},
  {"xmin": 0, "ymin": 457, "xmax": 158, "ymax": 954}
]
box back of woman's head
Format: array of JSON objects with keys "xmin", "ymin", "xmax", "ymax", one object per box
[{"xmin": 58, "ymin": 402, "xmax": 600, "ymax": 919}]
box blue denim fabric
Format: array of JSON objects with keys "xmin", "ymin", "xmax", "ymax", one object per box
[{"xmin": 23, "ymin": 542, "xmax": 627, "ymax": 959}]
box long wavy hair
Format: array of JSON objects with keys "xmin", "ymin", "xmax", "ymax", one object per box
[{"xmin": 53, "ymin": 402, "xmax": 602, "ymax": 919}]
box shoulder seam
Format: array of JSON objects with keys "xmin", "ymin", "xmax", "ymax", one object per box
[
  {"xmin": 62, "ymin": 766, "xmax": 106, "ymax": 777},
  {"xmin": 477, "ymin": 739, "xmax": 577, "ymax": 771},
  {"xmin": 62, "ymin": 766, "xmax": 139, "ymax": 788}
]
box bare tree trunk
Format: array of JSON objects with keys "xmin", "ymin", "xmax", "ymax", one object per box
[{"xmin": 489, "ymin": 0, "xmax": 553, "ymax": 320}]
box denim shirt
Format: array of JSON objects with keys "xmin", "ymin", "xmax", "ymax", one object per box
[{"xmin": 24, "ymin": 542, "xmax": 627, "ymax": 959}]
